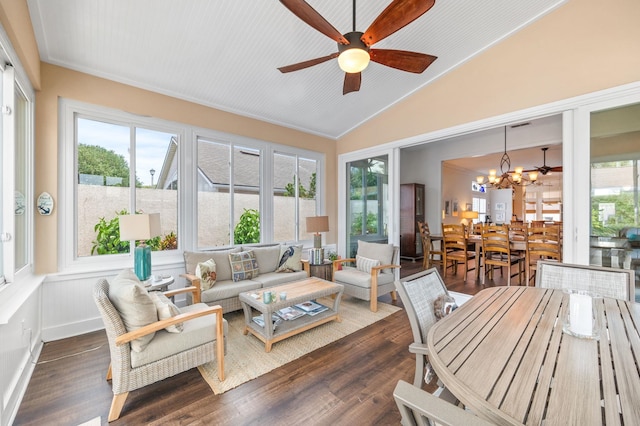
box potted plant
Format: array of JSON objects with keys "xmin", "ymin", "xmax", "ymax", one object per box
[{"xmin": 327, "ymin": 250, "xmax": 342, "ymax": 270}]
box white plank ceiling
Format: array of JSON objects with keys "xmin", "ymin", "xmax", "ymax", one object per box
[{"xmin": 27, "ymin": 0, "xmax": 566, "ymax": 139}]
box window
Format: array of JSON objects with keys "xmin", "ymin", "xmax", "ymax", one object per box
[
  {"xmin": 273, "ymin": 152, "xmax": 318, "ymax": 243},
  {"xmin": 60, "ymin": 100, "xmax": 324, "ymax": 270},
  {"xmin": 74, "ymin": 117, "xmax": 179, "ymax": 260},
  {"xmin": 346, "ymin": 155, "xmax": 389, "ymax": 257},
  {"xmin": 1, "ymin": 61, "xmax": 34, "ymax": 287},
  {"xmin": 472, "ymin": 197, "xmax": 487, "ymax": 223}
]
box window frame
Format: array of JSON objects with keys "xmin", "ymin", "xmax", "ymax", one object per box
[
  {"xmin": 0, "ymin": 53, "xmax": 35, "ymax": 289},
  {"xmin": 59, "ymin": 100, "xmax": 325, "ymax": 273},
  {"xmin": 59, "ymin": 100, "xmax": 188, "ymax": 272}
]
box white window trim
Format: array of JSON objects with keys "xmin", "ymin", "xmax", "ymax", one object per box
[
  {"xmin": 338, "ymin": 80, "xmax": 640, "ymax": 265},
  {"xmin": 59, "ymin": 99, "xmax": 325, "ymax": 273},
  {"xmin": 58, "ymin": 99, "xmax": 189, "ymax": 273}
]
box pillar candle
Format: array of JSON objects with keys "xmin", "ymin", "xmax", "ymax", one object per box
[{"xmin": 569, "ymin": 292, "xmax": 593, "ymax": 336}]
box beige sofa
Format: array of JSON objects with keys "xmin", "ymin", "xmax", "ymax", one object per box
[{"xmin": 182, "ymin": 244, "xmax": 308, "ymax": 313}]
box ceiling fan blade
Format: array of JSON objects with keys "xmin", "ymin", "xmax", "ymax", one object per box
[
  {"xmin": 280, "ymin": 0, "xmax": 348, "ymax": 44},
  {"xmin": 343, "ymin": 72, "xmax": 362, "ymax": 95},
  {"xmin": 278, "ymin": 52, "xmax": 339, "ymax": 73},
  {"xmin": 370, "ymin": 49, "xmax": 437, "ymax": 73},
  {"xmin": 362, "ymin": 0, "xmax": 435, "ymax": 46}
]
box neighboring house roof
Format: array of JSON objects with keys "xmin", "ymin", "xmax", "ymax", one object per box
[{"xmin": 156, "ymin": 136, "xmax": 316, "ymax": 193}]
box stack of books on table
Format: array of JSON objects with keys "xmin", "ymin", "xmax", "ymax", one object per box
[
  {"xmin": 275, "ymin": 306, "xmax": 306, "ymax": 321},
  {"xmin": 295, "ymin": 300, "xmax": 329, "ymax": 316},
  {"xmin": 252, "ymin": 313, "xmax": 282, "ymax": 331}
]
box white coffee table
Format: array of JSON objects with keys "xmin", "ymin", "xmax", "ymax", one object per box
[{"xmin": 239, "ymin": 277, "xmax": 344, "ymax": 352}]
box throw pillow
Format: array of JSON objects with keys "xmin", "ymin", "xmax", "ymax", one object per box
[
  {"xmin": 108, "ymin": 269, "xmax": 158, "ymax": 352},
  {"xmin": 229, "ymin": 250, "xmax": 260, "ymax": 282},
  {"xmin": 357, "ymin": 240, "xmax": 395, "ymax": 273},
  {"xmin": 433, "ymin": 294, "xmax": 458, "ymax": 320},
  {"xmin": 356, "ymin": 255, "xmax": 381, "ymax": 273},
  {"xmin": 246, "ymin": 245, "xmax": 281, "ymax": 274},
  {"xmin": 184, "ymin": 247, "xmax": 241, "ymax": 282},
  {"xmin": 276, "ymin": 245, "xmax": 302, "ymax": 272},
  {"xmin": 148, "ymin": 292, "xmax": 183, "ymax": 333},
  {"xmin": 195, "ymin": 258, "xmax": 217, "ymax": 291}
]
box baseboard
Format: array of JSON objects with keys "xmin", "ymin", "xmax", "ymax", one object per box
[
  {"xmin": 5, "ymin": 339, "xmax": 43, "ymax": 426},
  {"xmin": 42, "ymin": 317, "xmax": 104, "ymax": 342}
]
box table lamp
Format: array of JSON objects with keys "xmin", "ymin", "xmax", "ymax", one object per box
[
  {"xmin": 306, "ymin": 216, "xmax": 329, "ymax": 248},
  {"xmin": 460, "ymin": 210, "xmax": 478, "ymax": 226},
  {"xmin": 119, "ymin": 213, "xmax": 161, "ymax": 281}
]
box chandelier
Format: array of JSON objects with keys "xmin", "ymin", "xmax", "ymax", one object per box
[{"xmin": 476, "ymin": 126, "xmax": 539, "ymax": 189}]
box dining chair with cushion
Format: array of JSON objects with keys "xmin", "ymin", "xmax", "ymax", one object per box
[
  {"xmin": 417, "ymin": 221, "xmax": 443, "ymax": 270},
  {"xmin": 394, "ymin": 380, "xmax": 493, "ymax": 426},
  {"xmin": 441, "ymin": 224, "xmax": 475, "ymax": 281},
  {"xmin": 332, "ymin": 240, "xmax": 400, "ymax": 312},
  {"xmin": 536, "ymin": 260, "xmax": 635, "ymax": 301},
  {"xmin": 94, "ymin": 269, "xmax": 226, "ymax": 421},
  {"xmin": 481, "ymin": 224, "xmax": 524, "ymax": 286},
  {"xmin": 525, "ymin": 225, "xmax": 561, "ymax": 285},
  {"xmin": 395, "ymin": 269, "xmax": 452, "ymax": 388}
]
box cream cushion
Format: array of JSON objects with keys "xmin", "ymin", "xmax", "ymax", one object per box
[
  {"xmin": 246, "ymin": 245, "xmax": 281, "ymax": 274},
  {"xmin": 184, "ymin": 247, "xmax": 241, "ymax": 281},
  {"xmin": 148, "ymin": 291, "xmax": 183, "ymax": 333},
  {"xmin": 108, "ymin": 269, "xmax": 158, "ymax": 352},
  {"xmin": 130, "ymin": 303, "xmax": 228, "ymax": 368},
  {"xmin": 357, "ymin": 240, "xmax": 394, "ymax": 273}
]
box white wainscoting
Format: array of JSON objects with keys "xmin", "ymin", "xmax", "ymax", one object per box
[
  {"xmin": 42, "ymin": 264, "xmax": 186, "ymax": 342},
  {"xmin": 0, "ymin": 284, "xmax": 42, "ymax": 426}
]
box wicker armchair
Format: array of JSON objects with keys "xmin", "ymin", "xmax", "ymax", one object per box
[
  {"xmin": 94, "ymin": 277, "xmax": 226, "ymax": 422},
  {"xmin": 332, "ymin": 240, "xmax": 400, "ymax": 312},
  {"xmin": 395, "ymin": 269, "xmax": 450, "ymax": 388},
  {"xmin": 535, "ymin": 260, "xmax": 635, "ymax": 301}
]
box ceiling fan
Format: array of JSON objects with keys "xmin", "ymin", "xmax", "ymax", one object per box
[
  {"xmin": 278, "ymin": 0, "xmax": 438, "ymax": 95},
  {"xmin": 527, "ymin": 147, "xmax": 563, "ymax": 175}
]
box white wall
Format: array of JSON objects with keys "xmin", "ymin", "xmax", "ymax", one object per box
[{"xmin": 400, "ymin": 115, "xmax": 563, "ymax": 232}]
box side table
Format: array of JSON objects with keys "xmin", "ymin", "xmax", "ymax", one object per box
[
  {"xmin": 302, "ymin": 260, "xmax": 333, "ymax": 281},
  {"xmin": 144, "ymin": 275, "xmax": 174, "ymax": 292}
]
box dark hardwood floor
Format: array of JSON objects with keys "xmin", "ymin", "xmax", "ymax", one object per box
[{"xmin": 15, "ymin": 259, "xmax": 513, "ymax": 425}]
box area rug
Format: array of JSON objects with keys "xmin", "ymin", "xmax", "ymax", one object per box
[{"xmin": 198, "ymin": 296, "xmax": 401, "ymax": 394}]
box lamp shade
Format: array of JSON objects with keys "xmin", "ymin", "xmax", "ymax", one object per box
[
  {"xmin": 119, "ymin": 213, "xmax": 161, "ymax": 241},
  {"xmin": 306, "ymin": 216, "xmax": 329, "ymax": 249},
  {"xmin": 119, "ymin": 213, "xmax": 161, "ymax": 281},
  {"xmin": 306, "ymin": 216, "xmax": 329, "ymax": 234},
  {"xmin": 461, "ymin": 210, "xmax": 479, "ymax": 219}
]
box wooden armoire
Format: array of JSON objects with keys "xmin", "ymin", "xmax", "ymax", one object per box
[{"xmin": 400, "ymin": 183, "xmax": 425, "ymax": 260}]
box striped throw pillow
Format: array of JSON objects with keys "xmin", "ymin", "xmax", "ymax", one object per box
[{"xmin": 356, "ymin": 255, "xmax": 381, "ymax": 273}]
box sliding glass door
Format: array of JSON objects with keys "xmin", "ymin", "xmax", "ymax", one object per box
[
  {"xmin": 345, "ymin": 155, "xmax": 389, "ymax": 257},
  {"xmin": 589, "ymin": 103, "xmax": 640, "ymax": 298}
]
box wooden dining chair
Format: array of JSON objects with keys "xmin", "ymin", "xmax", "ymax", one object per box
[
  {"xmin": 417, "ymin": 221, "xmax": 443, "ymax": 270},
  {"xmin": 525, "ymin": 225, "xmax": 561, "ymax": 285},
  {"xmin": 441, "ymin": 223, "xmax": 475, "ymax": 281},
  {"xmin": 481, "ymin": 224, "xmax": 524, "ymax": 286}
]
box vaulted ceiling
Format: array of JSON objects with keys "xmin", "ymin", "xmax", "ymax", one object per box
[{"xmin": 27, "ymin": 0, "xmax": 566, "ymax": 139}]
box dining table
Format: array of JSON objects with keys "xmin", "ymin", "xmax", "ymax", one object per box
[{"xmin": 427, "ymin": 286, "xmax": 640, "ymax": 425}]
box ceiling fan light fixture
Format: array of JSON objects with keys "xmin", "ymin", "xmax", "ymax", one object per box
[
  {"xmin": 337, "ymin": 31, "xmax": 370, "ymax": 73},
  {"xmin": 338, "ymin": 48, "xmax": 370, "ymax": 73}
]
